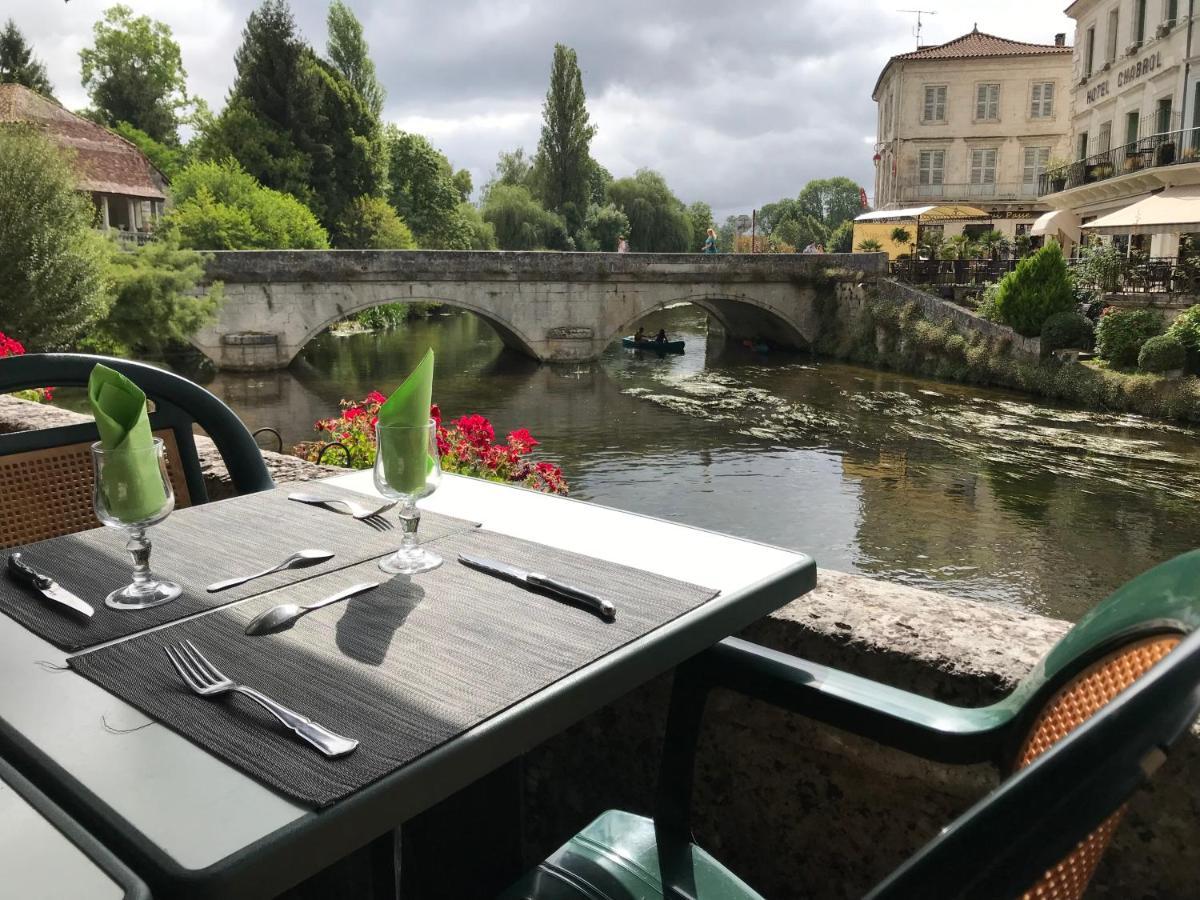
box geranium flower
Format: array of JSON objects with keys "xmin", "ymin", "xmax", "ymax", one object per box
[{"xmin": 366, "ymin": 390, "xmax": 387, "ymax": 404}]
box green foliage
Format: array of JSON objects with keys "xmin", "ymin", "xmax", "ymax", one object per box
[
  {"xmin": 481, "ymin": 183, "xmax": 570, "ymax": 250},
  {"xmin": 1073, "ymin": 240, "xmax": 1125, "ymax": 293},
  {"xmin": 1095, "ymin": 308, "xmax": 1165, "ymax": 367},
  {"xmin": 994, "ymin": 243, "xmax": 1075, "ymax": 336},
  {"xmin": 79, "ymin": 4, "xmax": 191, "ymax": 144},
  {"xmin": 326, "ymin": 0, "xmax": 384, "ymax": 119},
  {"xmin": 581, "ymin": 202, "xmax": 629, "ymax": 252},
  {"xmin": 384, "ymin": 127, "xmax": 471, "ymax": 247},
  {"xmin": 606, "ymin": 169, "xmax": 691, "ymax": 252},
  {"xmin": 0, "ymin": 19, "xmax": 54, "ymax": 96},
  {"xmin": 452, "ymin": 169, "xmax": 473, "ymax": 202},
  {"xmin": 354, "ymin": 303, "xmax": 408, "ymax": 330},
  {"xmin": 334, "ymin": 195, "xmax": 414, "ymax": 249},
  {"xmin": 1166, "ymin": 304, "xmax": 1200, "ymax": 370},
  {"xmin": 797, "ymin": 177, "xmax": 864, "ymax": 231},
  {"xmin": 1138, "ymin": 334, "xmax": 1187, "ymax": 373},
  {"xmin": 455, "ymin": 202, "xmax": 498, "ymax": 250},
  {"xmin": 0, "ymin": 129, "xmax": 111, "ymax": 349},
  {"xmin": 166, "ymin": 158, "xmax": 329, "ymax": 250},
  {"xmin": 939, "ymin": 234, "xmax": 977, "ymax": 260},
  {"xmin": 112, "ymin": 121, "xmax": 186, "ymax": 178},
  {"xmin": 532, "ymin": 44, "xmax": 596, "ymax": 233},
  {"xmin": 975, "ymin": 229, "xmax": 1009, "ymax": 256},
  {"xmin": 889, "ymin": 226, "xmax": 912, "ymax": 247},
  {"xmin": 829, "ymin": 220, "xmax": 853, "ymax": 253},
  {"xmin": 485, "ymin": 147, "xmax": 535, "ymax": 200},
  {"xmin": 687, "ymin": 201, "xmax": 714, "ymax": 250},
  {"xmin": 856, "ymin": 238, "xmax": 882, "ymax": 252},
  {"xmin": 975, "ymin": 282, "xmax": 1002, "ymax": 320},
  {"xmin": 87, "ymin": 236, "xmax": 222, "ymax": 357},
  {"xmin": 1040, "ymin": 311, "xmax": 1094, "ymax": 356}
]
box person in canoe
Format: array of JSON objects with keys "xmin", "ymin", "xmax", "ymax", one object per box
[
  {"xmin": 654, "ymin": 329, "xmax": 667, "ymax": 344},
  {"xmin": 634, "ymin": 326, "xmax": 646, "ymax": 343}
]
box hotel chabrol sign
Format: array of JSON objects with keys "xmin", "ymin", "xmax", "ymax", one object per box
[{"xmin": 1086, "ymin": 50, "xmax": 1164, "ymax": 104}]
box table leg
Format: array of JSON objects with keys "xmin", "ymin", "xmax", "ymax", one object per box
[
  {"xmin": 276, "ymin": 831, "xmax": 398, "ymax": 900},
  {"xmin": 399, "ymin": 759, "xmax": 524, "ymax": 899}
]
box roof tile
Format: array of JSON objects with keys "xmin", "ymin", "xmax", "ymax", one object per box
[{"xmin": 892, "ymin": 28, "xmax": 1072, "ymax": 61}]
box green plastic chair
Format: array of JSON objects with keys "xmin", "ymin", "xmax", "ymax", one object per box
[
  {"xmin": 0, "ymin": 353, "xmax": 273, "ymax": 548},
  {"xmin": 502, "ymin": 550, "xmax": 1200, "ymax": 899}
]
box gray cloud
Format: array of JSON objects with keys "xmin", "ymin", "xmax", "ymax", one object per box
[{"xmin": 8, "ymin": 1, "xmax": 1072, "ymax": 218}]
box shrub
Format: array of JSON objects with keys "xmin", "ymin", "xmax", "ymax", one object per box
[
  {"xmin": 1094, "ymin": 308, "xmax": 1164, "ymax": 367},
  {"xmin": 1040, "ymin": 311, "xmax": 1095, "ymax": 357},
  {"xmin": 1138, "ymin": 334, "xmax": 1187, "ymax": 373},
  {"xmin": 333, "ymin": 196, "xmax": 415, "ymax": 249},
  {"xmin": 975, "ymin": 283, "xmax": 1001, "ymax": 320},
  {"xmin": 856, "ymin": 238, "xmax": 882, "ymax": 252},
  {"xmin": 994, "ymin": 243, "xmax": 1075, "ymax": 336},
  {"xmin": 1166, "ymin": 304, "xmax": 1200, "ymax": 370}
]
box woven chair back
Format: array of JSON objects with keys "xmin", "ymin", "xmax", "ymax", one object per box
[
  {"xmin": 0, "ymin": 430, "xmax": 191, "ymax": 550},
  {"xmin": 1015, "ymin": 634, "xmax": 1181, "ymax": 900}
]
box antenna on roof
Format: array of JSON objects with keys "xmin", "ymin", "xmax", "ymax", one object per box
[{"xmin": 898, "ymin": 9, "xmax": 937, "ymax": 49}]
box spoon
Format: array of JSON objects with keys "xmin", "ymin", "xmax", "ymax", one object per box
[
  {"xmin": 244, "ymin": 582, "xmax": 380, "ymax": 635},
  {"xmin": 206, "ymin": 549, "xmax": 335, "ymax": 593}
]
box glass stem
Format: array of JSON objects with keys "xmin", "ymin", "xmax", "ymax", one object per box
[
  {"xmin": 126, "ymin": 527, "xmax": 153, "ymax": 593},
  {"xmin": 399, "ymin": 501, "xmax": 420, "ymax": 554}
]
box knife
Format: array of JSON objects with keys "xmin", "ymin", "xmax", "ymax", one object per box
[
  {"xmin": 458, "ymin": 553, "xmax": 616, "ymax": 621},
  {"xmin": 7, "ymin": 553, "xmax": 95, "ymax": 618}
]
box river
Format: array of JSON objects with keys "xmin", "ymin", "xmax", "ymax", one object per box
[{"xmin": 193, "ymin": 307, "xmax": 1200, "ymax": 621}]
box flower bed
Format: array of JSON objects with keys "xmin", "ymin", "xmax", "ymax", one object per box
[
  {"xmin": 293, "ymin": 392, "xmax": 568, "ymax": 495},
  {"xmin": 0, "ymin": 331, "xmax": 53, "ymax": 402}
]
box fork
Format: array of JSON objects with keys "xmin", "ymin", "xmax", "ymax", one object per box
[
  {"xmin": 164, "ymin": 640, "xmax": 359, "ymax": 758},
  {"xmin": 288, "ymin": 492, "xmax": 396, "ymax": 526}
]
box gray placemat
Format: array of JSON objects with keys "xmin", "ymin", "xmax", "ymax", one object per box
[
  {"xmin": 1, "ymin": 484, "xmax": 476, "ymax": 651},
  {"xmin": 69, "ymin": 528, "xmax": 719, "ymax": 808}
]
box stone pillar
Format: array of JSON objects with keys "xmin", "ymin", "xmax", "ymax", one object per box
[
  {"xmin": 100, "ymin": 195, "xmax": 110, "ymax": 230},
  {"xmin": 127, "ymin": 197, "xmax": 136, "ymax": 231}
]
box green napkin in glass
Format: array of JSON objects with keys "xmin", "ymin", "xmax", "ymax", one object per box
[
  {"xmin": 88, "ymin": 364, "xmax": 168, "ymax": 522},
  {"xmin": 377, "ymin": 349, "xmax": 435, "ymax": 494}
]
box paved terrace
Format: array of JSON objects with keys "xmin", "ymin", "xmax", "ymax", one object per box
[{"xmin": 194, "ymin": 250, "xmax": 887, "ymax": 370}]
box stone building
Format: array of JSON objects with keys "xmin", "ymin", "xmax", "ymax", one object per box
[
  {"xmin": 1038, "ymin": 1, "xmax": 1200, "ymax": 259},
  {"xmin": 872, "ymin": 28, "xmax": 1074, "ymax": 244},
  {"xmin": 0, "ymin": 83, "xmax": 166, "ymax": 241}
]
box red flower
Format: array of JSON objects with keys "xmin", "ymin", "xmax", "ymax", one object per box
[
  {"xmin": 366, "ymin": 390, "xmax": 387, "ymax": 404},
  {"xmin": 344, "ymin": 406, "xmax": 365, "ymax": 420},
  {"xmin": 430, "ymin": 403, "xmax": 441, "ymax": 425},
  {"xmin": 454, "ymin": 413, "xmax": 494, "ymax": 450},
  {"xmin": 506, "ymin": 427, "xmax": 538, "ymax": 451},
  {"xmin": 370, "ymin": 415, "xmax": 378, "ymax": 428}
]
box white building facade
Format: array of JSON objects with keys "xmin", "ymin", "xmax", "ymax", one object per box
[
  {"xmin": 872, "ymin": 29, "xmax": 1074, "ymax": 240},
  {"xmin": 1040, "ymin": 0, "xmax": 1200, "ymax": 257}
]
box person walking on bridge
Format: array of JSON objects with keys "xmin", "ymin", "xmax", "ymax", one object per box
[{"xmin": 702, "ymin": 227, "xmax": 717, "ymax": 254}]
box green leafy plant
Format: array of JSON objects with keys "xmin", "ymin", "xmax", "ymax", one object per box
[
  {"xmin": 856, "ymin": 238, "xmax": 883, "ymax": 252},
  {"xmin": 1138, "ymin": 334, "xmax": 1187, "ymax": 373},
  {"xmin": 975, "ymin": 283, "xmax": 1002, "ymax": 320},
  {"xmin": 1095, "ymin": 307, "xmax": 1165, "ymax": 367},
  {"xmin": 939, "ymin": 234, "xmax": 977, "ymax": 260},
  {"xmin": 1165, "ymin": 304, "xmax": 1200, "ymax": 371},
  {"xmin": 994, "ymin": 243, "xmax": 1075, "ymax": 336},
  {"xmin": 1040, "ymin": 311, "xmax": 1095, "ymax": 357},
  {"xmin": 889, "ymin": 226, "xmax": 912, "ymax": 248},
  {"xmin": 1073, "ymin": 240, "xmax": 1126, "ymax": 293},
  {"xmin": 333, "ymin": 195, "xmax": 414, "ymax": 249}
]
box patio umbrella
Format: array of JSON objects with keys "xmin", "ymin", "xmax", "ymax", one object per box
[{"xmin": 1081, "ymin": 185, "xmax": 1200, "ymax": 235}]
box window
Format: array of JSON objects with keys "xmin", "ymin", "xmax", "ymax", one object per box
[
  {"xmin": 1157, "ymin": 97, "xmax": 1174, "ymax": 134},
  {"xmin": 975, "ymin": 83, "xmax": 1000, "ymax": 120},
  {"xmin": 918, "ymin": 150, "xmax": 945, "ymax": 185},
  {"xmin": 1098, "ymin": 121, "xmax": 1113, "ymax": 152},
  {"xmin": 1078, "ymin": 131, "xmax": 1090, "ymax": 160},
  {"xmin": 1135, "ymin": 0, "xmax": 1147, "ymax": 44},
  {"xmin": 1023, "ymin": 147, "xmax": 1051, "ymax": 185},
  {"xmin": 922, "ymin": 85, "xmax": 947, "ymax": 122},
  {"xmin": 1031, "ymin": 82, "xmax": 1055, "ymax": 118},
  {"xmin": 1107, "ymin": 9, "xmax": 1120, "ymax": 62},
  {"xmin": 1166, "ymin": 0, "xmax": 1179, "ymax": 26},
  {"xmin": 1126, "ymin": 111, "xmax": 1140, "ymax": 145},
  {"xmin": 1084, "ymin": 26, "xmax": 1096, "ymax": 76},
  {"xmin": 970, "ymin": 149, "xmax": 998, "ymax": 184}
]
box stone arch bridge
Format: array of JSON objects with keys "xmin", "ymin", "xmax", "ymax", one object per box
[{"xmin": 193, "ymin": 250, "xmax": 887, "ymax": 371}]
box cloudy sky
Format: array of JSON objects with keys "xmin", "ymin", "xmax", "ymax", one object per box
[{"xmin": 9, "ymin": 1, "xmax": 1072, "ymax": 217}]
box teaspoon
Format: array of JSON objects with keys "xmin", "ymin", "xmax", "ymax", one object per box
[
  {"xmin": 245, "ymin": 582, "xmax": 380, "ymax": 635},
  {"xmin": 206, "ymin": 549, "xmax": 335, "ymax": 593}
]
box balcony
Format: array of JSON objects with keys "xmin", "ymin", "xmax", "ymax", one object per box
[
  {"xmin": 898, "ymin": 180, "xmax": 1040, "ymax": 203},
  {"xmin": 1039, "ymin": 125, "xmax": 1200, "ymax": 196}
]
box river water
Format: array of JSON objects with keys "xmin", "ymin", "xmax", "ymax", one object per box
[{"xmin": 197, "ymin": 307, "xmax": 1200, "ymax": 621}]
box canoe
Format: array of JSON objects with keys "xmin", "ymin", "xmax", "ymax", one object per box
[{"xmin": 622, "ymin": 337, "xmax": 686, "ymax": 354}]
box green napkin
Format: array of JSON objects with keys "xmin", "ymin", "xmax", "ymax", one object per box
[
  {"xmin": 88, "ymin": 364, "xmax": 168, "ymax": 522},
  {"xmin": 377, "ymin": 349, "xmax": 435, "ymax": 494}
]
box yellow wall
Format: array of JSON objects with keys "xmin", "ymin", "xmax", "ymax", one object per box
[{"xmin": 853, "ymin": 220, "xmax": 917, "ymax": 260}]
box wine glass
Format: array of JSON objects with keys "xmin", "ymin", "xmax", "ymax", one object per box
[
  {"xmin": 373, "ymin": 420, "xmax": 443, "ymax": 575},
  {"xmin": 91, "ymin": 438, "xmax": 182, "ymax": 610}
]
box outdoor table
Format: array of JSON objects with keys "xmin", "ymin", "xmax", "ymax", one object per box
[
  {"xmin": 0, "ymin": 754, "xmax": 150, "ymax": 899},
  {"xmin": 0, "ymin": 471, "xmax": 815, "ymax": 899}
]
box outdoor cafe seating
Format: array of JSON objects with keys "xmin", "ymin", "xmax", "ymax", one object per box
[{"xmin": 1, "ymin": 353, "xmax": 1199, "ymax": 899}]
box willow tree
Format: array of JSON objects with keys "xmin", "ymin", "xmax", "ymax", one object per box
[{"xmin": 533, "ymin": 44, "xmax": 596, "ymax": 234}]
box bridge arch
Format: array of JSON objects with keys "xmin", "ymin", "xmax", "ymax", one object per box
[
  {"xmin": 608, "ymin": 292, "xmax": 812, "ymax": 352},
  {"xmin": 289, "ymin": 288, "xmax": 543, "ymax": 365}
]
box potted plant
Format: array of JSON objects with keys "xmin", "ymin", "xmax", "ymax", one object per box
[
  {"xmin": 1046, "ymin": 157, "xmax": 1069, "ymax": 192},
  {"xmin": 1158, "ymin": 141, "xmax": 1177, "ymax": 166}
]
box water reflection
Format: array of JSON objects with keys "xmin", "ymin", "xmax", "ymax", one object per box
[{"xmin": 199, "ymin": 307, "xmax": 1200, "ymax": 621}]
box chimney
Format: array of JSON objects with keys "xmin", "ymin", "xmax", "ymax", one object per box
[{"xmin": 1055, "ymin": 33, "xmax": 1066, "ymax": 46}]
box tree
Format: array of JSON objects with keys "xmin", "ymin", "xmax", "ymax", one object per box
[
  {"xmin": 326, "ymin": 0, "xmax": 384, "ymax": 119},
  {"xmin": 829, "ymin": 220, "xmax": 854, "ymax": 253},
  {"xmin": 0, "ymin": 129, "xmax": 111, "ymax": 349},
  {"xmin": 856, "ymin": 238, "xmax": 883, "ymax": 252},
  {"xmin": 995, "ymin": 242, "xmax": 1076, "ymax": 336},
  {"xmin": 482, "ymin": 183, "xmax": 570, "ymax": 250},
  {"xmin": 452, "ymin": 169, "xmax": 473, "ymax": 203},
  {"xmin": 532, "ymin": 44, "xmax": 596, "ymax": 232},
  {"xmin": 456, "ymin": 202, "xmax": 498, "ymax": 250},
  {"xmin": 165, "ymin": 158, "xmax": 329, "ymax": 250},
  {"xmin": 112, "ymin": 122, "xmax": 187, "ymax": 179},
  {"xmin": 334, "ymin": 196, "xmax": 415, "ymax": 249},
  {"xmin": 483, "ymin": 147, "xmax": 535, "ymax": 201},
  {"xmin": 385, "ymin": 127, "xmax": 475, "ymax": 248},
  {"xmin": 606, "ymin": 169, "xmax": 692, "ymax": 253},
  {"xmin": 580, "ymin": 203, "xmax": 629, "ymax": 251},
  {"xmin": 797, "ymin": 177, "xmax": 865, "ymax": 231},
  {"xmin": 687, "ymin": 201, "xmax": 714, "ymax": 250},
  {"xmin": 79, "ymin": 4, "xmax": 191, "ymax": 144},
  {"xmin": 89, "ymin": 237, "xmax": 223, "ymax": 357},
  {"xmin": 0, "ymin": 19, "xmax": 53, "ymax": 96}
]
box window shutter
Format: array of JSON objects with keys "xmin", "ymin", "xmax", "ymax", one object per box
[
  {"xmin": 976, "ymin": 86, "xmax": 987, "ymax": 120},
  {"xmin": 924, "ymin": 88, "xmax": 934, "ymax": 121}
]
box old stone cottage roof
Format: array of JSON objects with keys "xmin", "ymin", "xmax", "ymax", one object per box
[{"xmin": 0, "ymin": 83, "xmax": 166, "ymax": 200}]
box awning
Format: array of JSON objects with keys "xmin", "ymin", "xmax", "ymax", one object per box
[
  {"xmin": 855, "ymin": 204, "xmax": 989, "ymax": 223},
  {"xmin": 1030, "ymin": 209, "xmax": 1081, "ymax": 243},
  {"xmin": 1081, "ymin": 185, "xmax": 1200, "ymax": 235}
]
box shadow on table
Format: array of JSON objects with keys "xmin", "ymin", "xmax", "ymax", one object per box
[{"xmin": 335, "ymin": 576, "xmax": 424, "ymax": 666}]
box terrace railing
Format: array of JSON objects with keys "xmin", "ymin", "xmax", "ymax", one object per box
[{"xmin": 1040, "ymin": 126, "xmax": 1200, "ymax": 195}]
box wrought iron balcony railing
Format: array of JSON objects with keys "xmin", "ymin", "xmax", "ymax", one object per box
[{"xmin": 1039, "ymin": 125, "xmax": 1200, "ymax": 195}]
